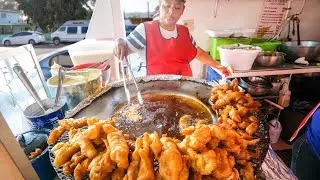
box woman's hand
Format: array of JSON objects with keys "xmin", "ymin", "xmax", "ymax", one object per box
[
  {"xmin": 114, "ymin": 38, "xmax": 129, "ymax": 60},
  {"xmin": 214, "ymin": 66, "xmax": 232, "ymax": 77},
  {"xmin": 195, "ymin": 47, "xmax": 232, "ymax": 77}
]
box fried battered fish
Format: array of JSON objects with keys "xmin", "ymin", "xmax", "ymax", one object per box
[
  {"xmin": 47, "ymin": 126, "xmax": 66, "ymax": 144},
  {"xmin": 158, "ymin": 137, "xmax": 188, "ymax": 180},
  {"xmin": 53, "ymin": 142, "xmax": 80, "ymax": 167},
  {"xmin": 51, "ymin": 142, "xmax": 66, "ymax": 156},
  {"xmin": 58, "ymin": 117, "xmax": 88, "ymax": 130},
  {"xmin": 187, "ymin": 148, "xmax": 217, "ymax": 175},
  {"xmin": 235, "ymin": 148, "xmax": 261, "ymax": 161},
  {"xmin": 62, "ymin": 152, "xmax": 86, "ymax": 175},
  {"xmin": 74, "ymin": 158, "xmax": 91, "ymax": 180},
  {"xmin": 179, "ymin": 115, "xmax": 193, "ymax": 130},
  {"xmin": 149, "ymin": 132, "xmax": 162, "ymax": 158},
  {"xmin": 212, "ymin": 148, "xmax": 234, "ymax": 179},
  {"xmin": 246, "ymin": 121, "xmax": 259, "ymax": 136},
  {"xmin": 78, "ymin": 137, "xmax": 98, "ymax": 159},
  {"xmin": 137, "ymin": 133, "xmax": 155, "ymax": 180},
  {"xmin": 240, "ymin": 162, "xmax": 255, "ymax": 180},
  {"xmin": 111, "ymin": 167, "xmax": 126, "ymax": 180},
  {"xmin": 89, "ymin": 147, "xmax": 116, "ymax": 180},
  {"xmin": 188, "ymin": 125, "xmax": 212, "ymax": 151},
  {"xmin": 107, "ymin": 131, "xmax": 130, "ymax": 168},
  {"xmin": 124, "ymin": 138, "xmax": 143, "ymax": 180}
]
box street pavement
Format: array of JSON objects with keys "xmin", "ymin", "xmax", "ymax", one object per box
[{"xmin": 0, "ymin": 42, "xmax": 69, "ymax": 59}]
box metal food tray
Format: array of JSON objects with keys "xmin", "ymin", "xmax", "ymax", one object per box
[{"xmin": 49, "ymin": 75, "xmax": 270, "ymax": 179}]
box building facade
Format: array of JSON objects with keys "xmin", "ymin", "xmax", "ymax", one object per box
[{"xmin": 0, "ymin": 9, "xmax": 30, "ymax": 35}]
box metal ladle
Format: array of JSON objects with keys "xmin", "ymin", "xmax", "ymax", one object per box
[
  {"xmin": 13, "ymin": 63, "xmax": 47, "ymax": 114},
  {"xmin": 55, "ymin": 67, "xmax": 65, "ymax": 107},
  {"xmin": 125, "ymin": 56, "xmax": 144, "ymax": 105},
  {"xmin": 120, "ymin": 61, "xmax": 131, "ymax": 105}
]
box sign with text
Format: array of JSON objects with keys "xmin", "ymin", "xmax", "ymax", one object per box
[{"xmin": 257, "ymin": 0, "xmax": 288, "ymax": 38}]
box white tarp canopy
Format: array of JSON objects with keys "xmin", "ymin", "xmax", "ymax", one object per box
[{"xmin": 86, "ymin": 0, "xmax": 126, "ymax": 40}]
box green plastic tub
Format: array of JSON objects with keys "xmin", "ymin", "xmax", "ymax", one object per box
[
  {"xmin": 251, "ymin": 39, "xmax": 281, "ymax": 51},
  {"xmin": 209, "ymin": 37, "xmax": 252, "ymax": 60}
]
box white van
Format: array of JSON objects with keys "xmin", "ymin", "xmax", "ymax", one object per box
[{"xmin": 51, "ymin": 20, "xmax": 89, "ymax": 45}]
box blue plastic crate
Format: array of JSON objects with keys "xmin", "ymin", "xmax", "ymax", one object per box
[{"xmin": 207, "ymin": 66, "xmax": 222, "ymax": 81}]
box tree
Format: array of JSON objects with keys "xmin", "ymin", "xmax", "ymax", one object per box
[
  {"xmin": 89, "ymin": 0, "xmax": 96, "ymax": 7},
  {"xmin": 0, "ymin": 0, "xmax": 17, "ymax": 10},
  {"xmin": 15, "ymin": 0, "xmax": 94, "ymax": 32}
]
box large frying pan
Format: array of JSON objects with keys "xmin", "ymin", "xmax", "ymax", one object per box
[
  {"xmin": 63, "ymin": 75, "xmax": 269, "ymax": 177},
  {"xmin": 71, "ymin": 75, "xmax": 217, "ymax": 119}
]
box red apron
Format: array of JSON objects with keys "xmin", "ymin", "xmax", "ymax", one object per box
[{"xmin": 144, "ymin": 21, "xmax": 197, "ymax": 76}]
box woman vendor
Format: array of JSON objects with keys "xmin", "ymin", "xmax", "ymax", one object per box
[{"xmin": 114, "ymin": 0, "xmax": 231, "ymax": 77}]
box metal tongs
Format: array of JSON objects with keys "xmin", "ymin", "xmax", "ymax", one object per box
[{"xmin": 120, "ymin": 56, "xmax": 144, "ymax": 105}]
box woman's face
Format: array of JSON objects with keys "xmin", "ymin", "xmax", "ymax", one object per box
[{"xmin": 159, "ymin": 0, "xmax": 185, "ymax": 27}]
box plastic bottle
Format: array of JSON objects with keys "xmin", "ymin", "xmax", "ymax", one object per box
[
  {"xmin": 50, "ymin": 61, "xmax": 61, "ymax": 77},
  {"xmin": 278, "ymin": 82, "xmax": 291, "ymax": 107}
]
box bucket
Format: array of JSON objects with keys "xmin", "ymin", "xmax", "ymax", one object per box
[
  {"xmin": 209, "ymin": 37, "xmax": 252, "ymax": 60},
  {"xmin": 218, "ymin": 44, "xmax": 262, "ymax": 71},
  {"xmin": 16, "ymin": 129, "xmax": 57, "ymax": 180},
  {"xmin": 47, "ymin": 69, "xmax": 102, "ymax": 109},
  {"xmin": 269, "ymin": 119, "xmax": 282, "ymax": 144},
  {"xmin": 207, "ymin": 66, "xmax": 222, "ymax": 81},
  {"xmin": 23, "ymin": 98, "xmax": 68, "ymax": 129}
]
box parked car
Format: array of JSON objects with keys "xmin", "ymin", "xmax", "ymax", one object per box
[
  {"xmin": 2, "ymin": 31, "xmax": 45, "ymax": 46},
  {"xmin": 51, "ymin": 20, "xmax": 89, "ymax": 45}
]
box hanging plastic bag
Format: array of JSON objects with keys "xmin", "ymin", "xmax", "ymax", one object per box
[{"xmin": 269, "ymin": 119, "xmax": 282, "ymax": 144}]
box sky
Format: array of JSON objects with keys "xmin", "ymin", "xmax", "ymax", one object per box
[{"xmin": 121, "ymin": 0, "xmax": 159, "ymax": 13}]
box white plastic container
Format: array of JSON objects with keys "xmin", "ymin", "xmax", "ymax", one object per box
[
  {"xmin": 50, "ymin": 61, "xmax": 62, "ymax": 77},
  {"xmin": 205, "ymin": 29, "xmax": 256, "ymax": 38},
  {"xmin": 218, "ymin": 44, "xmax": 262, "ymax": 71},
  {"xmin": 68, "ymin": 39, "xmax": 115, "ymax": 66}
]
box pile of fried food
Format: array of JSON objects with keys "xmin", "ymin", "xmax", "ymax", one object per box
[
  {"xmin": 210, "ymin": 79, "xmax": 261, "ymax": 138},
  {"xmin": 29, "ymin": 148, "xmax": 43, "ymax": 159},
  {"xmin": 47, "ymin": 79, "xmax": 262, "ymax": 180}
]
